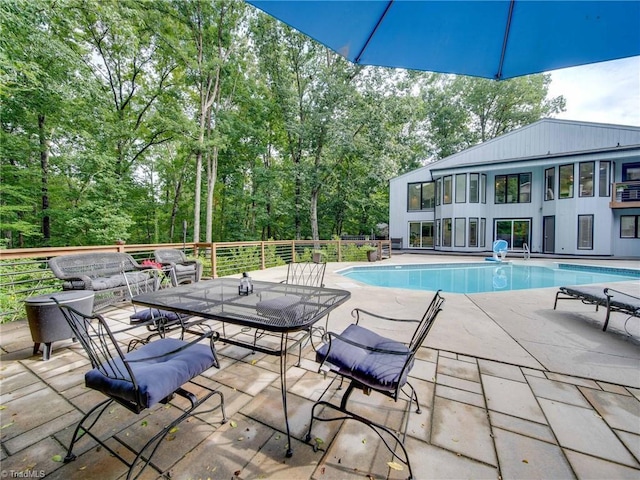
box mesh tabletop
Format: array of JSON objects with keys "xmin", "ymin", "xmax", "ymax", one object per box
[{"xmin": 132, "ymin": 278, "xmax": 351, "ymax": 332}]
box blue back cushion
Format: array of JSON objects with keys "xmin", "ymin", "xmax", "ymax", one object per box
[
  {"xmin": 85, "ymin": 338, "xmax": 215, "ymax": 408},
  {"xmin": 316, "ymin": 324, "xmax": 413, "ymax": 392}
]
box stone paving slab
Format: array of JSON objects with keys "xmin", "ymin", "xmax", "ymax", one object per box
[{"xmin": 1, "ymin": 256, "xmax": 639, "ymax": 479}]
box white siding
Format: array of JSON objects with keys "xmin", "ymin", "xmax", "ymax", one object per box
[{"xmin": 389, "ymin": 119, "xmax": 640, "ymax": 257}]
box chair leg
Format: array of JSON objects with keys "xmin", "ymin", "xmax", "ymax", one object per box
[
  {"xmin": 64, "ymin": 384, "xmax": 226, "ymax": 480},
  {"xmin": 64, "ymin": 398, "xmax": 114, "ymax": 463},
  {"xmin": 306, "ymin": 380, "xmax": 416, "ymax": 480}
]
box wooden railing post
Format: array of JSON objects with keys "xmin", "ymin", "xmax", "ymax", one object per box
[
  {"xmin": 337, "ymin": 238, "xmax": 342, "ymax": 262},
  {"xmin": 260, "ymin": 242, "xmax": 266, "ymax": 270},
  {"xmin": 292, "ymin": 241, "xmax": 296, "ymax": 263}
]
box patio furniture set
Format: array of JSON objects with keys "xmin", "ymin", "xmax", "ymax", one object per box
[
  {"xmin": 31, "ymin": 250, "xmax": 446, "ymax": 480},
  {"xmin": 25, "ymin": 247, "xmax": 638, "ymax": 480}
]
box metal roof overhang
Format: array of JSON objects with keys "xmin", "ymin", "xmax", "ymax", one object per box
[{"xmin": 428, "ymin": 144, "xmax": 640, "ymax": 178}]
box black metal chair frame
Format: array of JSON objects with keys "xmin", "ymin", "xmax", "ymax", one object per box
[
  {"xmin": 305, "ymin": 290, "xmax": 445, "ymax": 480},
  {"xmin": 54, "ymin": 302, "xmax": 226, "ymax": 480},
  {"xmin": 244, "ymin": 261, "xmax": 328, "ymax": 361}
]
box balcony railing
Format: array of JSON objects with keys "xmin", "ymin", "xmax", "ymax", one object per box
[
  {"xmin": 0, "ymin": 239, "xmax": 391, "ymax": 323},
  {"xmin": 610, "ymin": 181, "xmax": 640, "ymax": 209}
]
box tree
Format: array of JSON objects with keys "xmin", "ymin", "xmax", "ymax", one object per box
[{"xmin": 424, "ymin": 74, "xmax": 566, "ymax": 160}]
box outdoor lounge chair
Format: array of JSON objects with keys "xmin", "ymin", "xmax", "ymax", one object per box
[
  {"xmin": 54, "ymin": 302, "xmax": 226, "ymax": 479},
  {"xmin": 306, "ymin": 290, "xmax": 445, "ymax": 480},
  {"xmin": 554, "ymin": 286, "xmax": 640, "ymax": 331},
  {"xmin": 154, "ymin": 248, "xmax": 202, "ymax": 285}
]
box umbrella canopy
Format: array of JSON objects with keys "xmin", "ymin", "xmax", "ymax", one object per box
[{"xmin": 247, "ymin": 0, "xmax": 640, "ymax": 80}]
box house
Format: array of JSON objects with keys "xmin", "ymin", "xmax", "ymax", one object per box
[{"xmin": 388, "ymin": 119, "xmax": 640, "ymax": 257}]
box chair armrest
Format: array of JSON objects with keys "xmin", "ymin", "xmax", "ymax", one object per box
[
  {"xmin": 351, "ymin": 308, "xmax": 420, "ymax": 326},
  {"xmin": 604, "ymin": 288, "xmax": 640, "ymax": 301}
]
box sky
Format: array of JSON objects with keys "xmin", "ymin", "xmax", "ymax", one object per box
[{"xmin": 546, "ymin": 56, "xmax": 640, "ymax": 127}]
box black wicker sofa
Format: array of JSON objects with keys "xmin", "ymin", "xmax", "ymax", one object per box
[{"xmin": 49, "ymin": 252, "xmax": 157, "ymax": 309}]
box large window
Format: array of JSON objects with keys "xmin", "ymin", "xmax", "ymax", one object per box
[
  {"xmin": 408, "ymin": 182, "xmax": 435, "ymax": 211},
  {"xmin": 495, "ymin": 173, "xmax": 532, "ymax": 204},
  {"xmin": 578, "ymin": 215, "xmax": 594, "ymax": 249},
  {"xmin": 443, "ymin": 176, "xmax": 452, "ymax": 204},
  {"xmin": 579, "ymin": 162, "xmax": 594, "ymax": 197},
  {"xmin": 436, "ymin": 178, "xmax": 442, "ymax": 206},
  {"xmin": 559, "ymin": 164, "xmax": 574, "ymax": 199},
  {"xmin": 469, "ymin": 173, "xmax": 479, "ymax": 203},
  {"xmin": 455, "ymin": 174, "xmax": 466, "ymax": 203},
  {"xmin": 621, "ymin": 215, "xmax": 639, "ymax": 238},
  {"xmin": 481, "ymin": 174, "xmax": 486, "ymax": 203},
  {"xmin": 545, "ymin": 167, "xmax": 555, "ymax": 201},
  {"xmin": 599, "ymin": 161, "xmax": 611, "ymax": 197},
  {"xmin": 455, "ymin": 218, "xmax": 466, "ymax": 246},
  {"xmin": 409, "ymin": 221, "xmax": 434, "ymax": 247},
  {"xmin": 495, "ymin": 219, "xmax": 531, "ymax": 249},
  {"xmin": 469, "ymin": 218, "xmax": 478, "ymax": 247},
  {"xmin": 442, "ymin": 218, "xmax": 452, "ymax": 246}
]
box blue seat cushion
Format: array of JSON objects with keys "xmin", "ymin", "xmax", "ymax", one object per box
[
  {"xmin": 130, "ymin": 308, "xmax": 182, "ymax": 323},
  {"xmin": 316, "ymin": 324, "xmax": 413, "ymax": 392},
  {"xmin": 85, "ymin": 338, "xmax": 216, "ymax": 408}
]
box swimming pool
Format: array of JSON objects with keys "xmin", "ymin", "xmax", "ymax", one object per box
[{"xmin": 338, "ymin": 263, "xmax": 640, "ymax": 294}]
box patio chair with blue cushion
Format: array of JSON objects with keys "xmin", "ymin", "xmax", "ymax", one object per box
[
  {"xmin": 305, "ymin": 290, "xmax": 445, "ymax": 480},
  {"xmin": 54, "ymin": 302, "xmax": 226, "ymax": 480},
  {"xmin": 154, "ymin": 248, "xmax": 203, "ymax": 285}
]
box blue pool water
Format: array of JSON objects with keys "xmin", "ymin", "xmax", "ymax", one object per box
[{"xmin": 338, "ymin": 263, "xmax": 640, "ymax": 294}]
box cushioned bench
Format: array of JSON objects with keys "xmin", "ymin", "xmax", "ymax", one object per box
[{"xmin": 49, "ymin": 252, "xmax": 157, "ymax": 309}]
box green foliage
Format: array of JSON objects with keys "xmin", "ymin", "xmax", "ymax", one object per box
[
  {"xmin": 0, "ymin": 259, "xmax": 59, "ymax": 323},
  {"xmin": 0, "ymin": 0, "xmax": 565, "ymax": 248}
]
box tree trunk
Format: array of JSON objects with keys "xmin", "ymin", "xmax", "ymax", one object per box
[{"xmin": 38, "ymin": 114, "xmax": 50, "ymax": 245}]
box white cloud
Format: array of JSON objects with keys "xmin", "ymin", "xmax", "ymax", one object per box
[{"xmin": 547, "ymin": 56, "xmax": 640, "ymax": 126}]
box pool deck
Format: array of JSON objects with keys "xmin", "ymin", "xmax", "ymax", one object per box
[{"xmin": 1, "ymin": 254, "xmax": 639, "ymax": 479}]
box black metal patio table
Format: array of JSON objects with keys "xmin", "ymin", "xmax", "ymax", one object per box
[{"xmin": 132, "ymin": 277, "xmax": 351, "ymax": 457}]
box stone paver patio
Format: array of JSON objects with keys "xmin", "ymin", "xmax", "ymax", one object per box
[{"xmin": 1, "ymin": 255, "xmax": 639, "ymax": 479}]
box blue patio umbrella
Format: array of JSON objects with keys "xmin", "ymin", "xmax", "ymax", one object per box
[{"xmin": 246, "ymin": 0, "xmax": 640, "ymax": 80}]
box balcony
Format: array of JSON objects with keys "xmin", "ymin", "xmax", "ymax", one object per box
[{"xmin": 610, "ymin": 181, "xmax": 640, "ymax": 209}]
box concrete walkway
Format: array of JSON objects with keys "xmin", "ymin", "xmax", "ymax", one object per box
[{"xmin": 1, "ymin": 255, "xmax": 639, "ymax": 479}]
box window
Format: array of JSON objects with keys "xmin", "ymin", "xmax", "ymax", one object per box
[
  {"xmin": 495, "ymin": 219, "xmax": 531, "ymax": 249},
  {"xmin": 436, "ymin": 178, "xmax": 442, "ymax": 206},
  {"xmin": 599, "ymin": 161, "xmax": 610, "ymax": 197},
  {"xmin": 455, "ymin": 218, "xmax": 466, "ymax": 246},
  {"xmin": 621, "ymin": 215, "xmax": 639, "ymax": 238},
  {"xmin": 435, "ymin": 219, "xmax": 441, "ymax": 246},
  {"xmin": 469, "ymin": 218, "xmax": 478, "ymax": 247},
  {"xmin": 559, "ymin": 164, "xmax": 574, "ymax": 199},
  {"xmin": 455, "ymin": 174, "xmax": 466, "ymax": 203},
  {"xmin": 495, "ymin": 173, "xmax": 532, "ymax": 204},
  {"xmin": 480, "ymin": 218, "xmax": 486, "ymax": 247},
  {"xmin": 409, "ymin": 221, "xmax": 434, "ymax": 247},
  {"xmin": 481, "ymin": 174, "xmax": 486, "ymax": 204},
  {"xmin": 545, "ymin": 167, "xmax": 555, "ymax": 200},
  {"xmin": 579, "ymin": 162, "xmax": 594, "ymax": 197},
  {"xmin": 469, "ymin": 173, "xmax": 479, "ymax": 203},
  {"xmin": 519, "ymin": 173, "xmax": 531, "ymax": 202},
  {"xmin": 408, "ymin": 183, "xmax": 422, "ymax": 210},
  {"xmin": 443, "ymin": 176, "xmax": 452, "ymax": 204},
  {"xmin": 407, "ymin": 182, "xmax": 435, "ymax": 211},
  {"xmin": 443, "ymin": 218, "xmax": 452, "ymax": 246},
  {"xmin": 577, "ymin": 215, "xmax": 594, "ymax": 249},
  {"xmin": 495, "ymin": 176, "xmax": 506, "ymax": 204}
]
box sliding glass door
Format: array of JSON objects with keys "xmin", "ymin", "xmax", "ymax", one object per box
[{"xmin": 495, "ymin": 219, "xmax": 530, "ymax": 249}]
